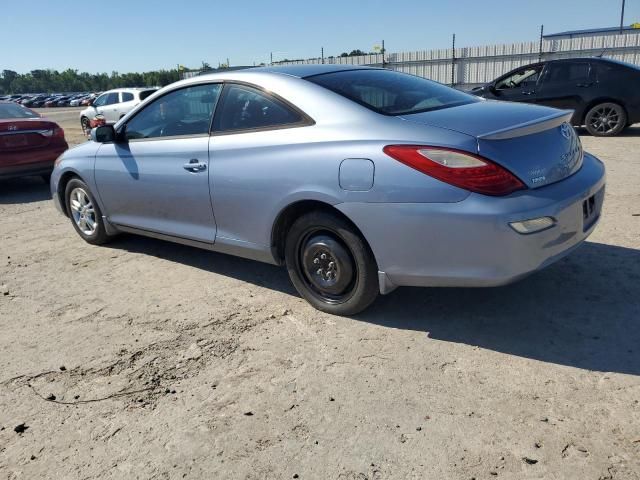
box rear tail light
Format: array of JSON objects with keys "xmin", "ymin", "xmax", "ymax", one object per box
[{"xmin": 383, "ymin": 145, "xmax": 525, "ymax": 196}]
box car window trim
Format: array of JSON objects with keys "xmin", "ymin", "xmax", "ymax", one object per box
[
  {"xmin": 210, "ymin": 81, "xmax": 315, "ymax": 136},
  {"xmin": 495, "ymin": 64, "xmax": 544, "ymax": 91},
  {"xmin": 117, "ymin": 82, "xmax": 224, "ymax": 142}
]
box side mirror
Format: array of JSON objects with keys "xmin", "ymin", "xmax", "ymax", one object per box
[
  {"xmin": 488, "ymin": 83, "xmax": 497, "ymax": 94},
  {"xmin": 91, "ymin": 125, "xmax": 115, "ymax": 143},
  {"xmin": 87, "ymin": 98, "xmax": 94, "ymax": 106}
]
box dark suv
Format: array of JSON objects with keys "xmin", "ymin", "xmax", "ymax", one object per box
[{"xmin": 472, "ymin": 57, "xmax": 640, "ymax": 136}]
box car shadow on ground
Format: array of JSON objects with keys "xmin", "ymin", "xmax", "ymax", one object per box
[
  {"xmin": 105, "ymin": 235, "xmax": 298, "ymax": 296},
  {"xmin": 361, "ymin": 241, "xmax": 640, "ymax": 376},
  {"xmin": 107, "ymin": 235, "xmax": 640, "ymax": 376},
  {"xmin": 0, "ymin": 177, "xmax": 51, "ymax": 204}
]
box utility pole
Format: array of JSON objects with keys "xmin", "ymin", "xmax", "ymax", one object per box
[
  {"xmin": 620, "ymin": 0, "xmax": 626, "ymax": 33},
  {"xmin": 321, "ymin": 47, "xmax": 324, "ymax": 64},
  {"xmin": 381, "ymin": 39, "xmax": 386, "ymax": 68},
  {"xmin": 451, "ymin": 34, "xmax": 456, "ymax": 86},
  {"xmin": 538, "ymin": 24, "xmax": 544, "ymax": 61},
  {"xmin": 270, "ymin": 52, "xmax": 273, "ymax": 65}
]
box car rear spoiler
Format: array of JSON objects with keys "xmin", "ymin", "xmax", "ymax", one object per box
[{"xmin": 477, "ymin": 110, "xmax": 574, "ymax": 140}]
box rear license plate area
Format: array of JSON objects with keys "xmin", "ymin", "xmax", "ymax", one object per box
[
  {"xmin": 582, "ymin": 192, "xmax": 599, "ymax": 231},
  {"xmin": 4, "ymin": 134, "xmax": 28, "ymax": 148}
]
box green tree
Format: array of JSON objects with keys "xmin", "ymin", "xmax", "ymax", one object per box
[{"xmin": 0, "ymin": 67, "xmax": 182, "ymax": 94}]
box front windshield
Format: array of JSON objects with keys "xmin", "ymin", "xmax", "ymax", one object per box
[
  {"xmin": 306, "ymin": 69, "xmax": 478, "ymax": 115},
  {"xmin": 0, "ymin": 103, "xmax": 39, "ymax": 119}
]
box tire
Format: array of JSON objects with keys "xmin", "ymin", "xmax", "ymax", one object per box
[
  {"xmin": 284, "ymin": 210, "xmax": 379, "ymax": 315},
  {"xmin": 64, "ymin": 178, "xmax": 111, "ymax": 245},
  {"xmin": 584, "ymin": 102, "xmax": 627, "ymax": 137},
  {"xmin": 80, "ymin": 116, "xmax": 90, "ymax": 134}
]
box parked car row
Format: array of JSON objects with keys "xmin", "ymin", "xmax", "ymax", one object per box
[{"xmin": 0, "ymin": 92, "xmax": 101, "ymax": 108}]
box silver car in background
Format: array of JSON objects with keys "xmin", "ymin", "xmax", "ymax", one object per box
[{"xmin": 52, "ymin": 65, "xmax": 605, "ymax": 315}]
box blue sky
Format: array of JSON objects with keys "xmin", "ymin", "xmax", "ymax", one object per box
[{"xmin": 2, "ymin": 0, "xmax": 639, "ymax": 74}]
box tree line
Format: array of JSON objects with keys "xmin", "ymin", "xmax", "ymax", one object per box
[{"xmin": 0, "ymin": 68, "xmax": 181, "ymax": 94}]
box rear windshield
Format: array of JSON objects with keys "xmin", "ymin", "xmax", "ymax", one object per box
[
  {"xmin": 140, "ymin": 89, "xmax": 157, "ymax": 101},
  {"xmin": 306, "ymin": 69, "xmax": 478, "ymax": 115},
  {"xmin": 0, "ymin": 103, "xmax": 39, "ymax": 119}
]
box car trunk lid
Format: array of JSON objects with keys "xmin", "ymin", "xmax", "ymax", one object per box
[
  {"xmin": 0, "ymin": 119, "xmax": 57, "ymax": 153},
  {"xmin": 399, "ymin": 100, "xmax": 583, "ymax": 189}
]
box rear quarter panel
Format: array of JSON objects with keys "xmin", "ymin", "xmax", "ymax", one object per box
[{"xmin": 208, "ymin": 116, "xmax": 475, "ymax": 249}]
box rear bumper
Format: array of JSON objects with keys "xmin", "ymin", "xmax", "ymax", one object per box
[
  {"xmin": 338, "ymin": 152, "xmax": 605, "ymax": 292},
  {"xmin": 0, "ymin": 145, "xmax": 67, "ymax": 180},
  {"xmin": 1, "ymin": 158, "xmax": 58, "ymax": 180}
]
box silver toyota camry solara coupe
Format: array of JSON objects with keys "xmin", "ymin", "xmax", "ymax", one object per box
[{"xmin": 51, "ymin": 65, "xmax": 605, "ymax": 315}]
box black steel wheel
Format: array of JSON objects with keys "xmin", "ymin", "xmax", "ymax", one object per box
[
  {"xmin": 285, "ymin": 210, "xmax": 378, "ymax": 315},
  {"xmin": 585, "ymin": 102, "xmax": 626, "ymax": 137}
]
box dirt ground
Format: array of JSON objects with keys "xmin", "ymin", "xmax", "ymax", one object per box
[{"xmin": 0, "ymin": 112, "xmax": 639, "ymax": 479}]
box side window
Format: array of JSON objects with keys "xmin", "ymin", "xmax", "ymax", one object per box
[
  {"xmin": 121, "ymin": 92, "xmax": 134, "ymax": 102},
  {"xmin": 213, "ymin": 84, "xmax": 304, "ymax": 133},
  {"xmin": 124, "ymin": 83, "xmax": 222, "ymax": 140},
  {"xmin": 93, "ymin": 93, "xmax": 108, "ymax": 107},
  {"xmin": 496, "ymin": 66, "xmax": 542, "ymax": 90},
  {"xmin": 139, "ymin": 89, "xmax": 156, "ymax": 101},
  {"xmin": 544, "ymin": 62, "xmax": 591, "ymax": 85},
  {"xmin": 103, "ymin": 92, "xmax": 120, "ymax": 105}
]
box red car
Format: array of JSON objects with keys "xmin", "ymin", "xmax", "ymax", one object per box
[{"xmin": 0, "ymin": 101, "xmax": 68, "ymax": 182}]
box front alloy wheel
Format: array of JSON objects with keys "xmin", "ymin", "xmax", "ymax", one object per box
[
  {"xmin": 80, "ymin": 117, "xmax": 90, "ymax": 134},
  {"xmin": 69, "ymin": 187, "xmax": 97, "ymax": 236},
  {"xmin": 64, "ymin": 178, "xmax": 111, "ymax": 245}
]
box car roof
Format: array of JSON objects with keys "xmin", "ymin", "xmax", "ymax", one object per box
[
  {"xmin": 544, "ymin": 56, "xmax": 634, "ymax": 66},
  {"xmin": 103, "ymin": 87, "xmax": 158, "ymax": 93},
  {"xmin": 197, "ymin": 64, "xmax": 376, "ymax": 81},
  {"xmin": 249, "ymin": 64, "xmax": 376, "ymax": 78}
]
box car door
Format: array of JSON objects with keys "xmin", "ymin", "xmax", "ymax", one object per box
[
  {"xmin": 118, "ymin": 91, "xmax": 135, "ymax": 118},
  {"xmin": 92, "ymin": 92, "xmax": 120, "ymax": 123},
  {"xmin": 94, "ymin": 83, "xmax": 222, "ymax": 243},
  {"xmin": 208, "ymin": 83, "xmax": 314, "ymax": 248},
  {"xmin": 491, "ymin": 64, "xmax": 544, "ymax": 103},
  {"xmin": 102, "ymin": 92, "xmax": 122, "ymax": 123},
  {"xmin": 535, "ymin": 61, "xmax": 594, "ymax": 121}
]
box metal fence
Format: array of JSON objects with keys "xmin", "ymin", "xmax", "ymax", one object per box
[{"xmin": 273, "ymin": 31, "xmax": 640, "ymax": 89}]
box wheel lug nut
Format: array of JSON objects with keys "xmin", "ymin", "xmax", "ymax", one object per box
[
  {"xmin": 328, "ymin": 262, "xmax": 334, "ymax": 268},
  {"xmin": 316, "ymin": 269, "xmax": 323, "ymax": 275},
  {"xmin": 313, "ymin": 258, "xmax": 320, "ymax": 264},
  {"xmin": 320, "ymin": 253, "xmax": 327, "ymax": 260}
]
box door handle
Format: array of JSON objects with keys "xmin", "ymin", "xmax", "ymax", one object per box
[
  {"xmin": 183, "ymin": 159, "xmax": 207, "ymax": 172},
  {"xmin": 522, "ymin": 90, "xmax": 536, "ymax": 95},
  {"xmin": 576, "ymin": 82, "xmax": 594, "ymax": 88}
]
